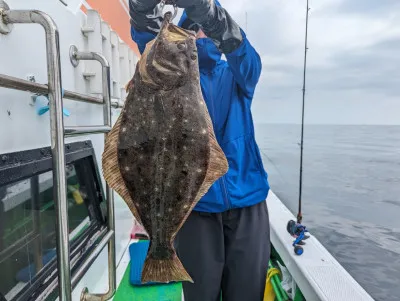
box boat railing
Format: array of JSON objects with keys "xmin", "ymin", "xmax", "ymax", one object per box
[{"xmin": 0, "ymin": 2, "xmax": 121, "ymax": 300}]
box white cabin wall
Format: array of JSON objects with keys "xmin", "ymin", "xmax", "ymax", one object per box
[{"xmin": 0, "ymin": 0, "xmax": 138, "ymax": 298}]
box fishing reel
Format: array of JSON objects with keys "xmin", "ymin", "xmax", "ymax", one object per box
[{"xmin": 287, "ymin": 220, "xmax": 310, "ymax": 255}]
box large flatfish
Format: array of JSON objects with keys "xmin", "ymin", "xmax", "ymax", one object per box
[{"xmin": 102, "ymin": 12, "xmax": 228, "ymax": 283}]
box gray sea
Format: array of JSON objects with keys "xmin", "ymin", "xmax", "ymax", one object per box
[{"xmin": 255, "ymin": 124, "xmax": 400, "ymax": 301}]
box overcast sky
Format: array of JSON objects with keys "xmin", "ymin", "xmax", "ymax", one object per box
[{"xmin": 176, "ymin": 0, "xmax": 400, "ymax": 125}]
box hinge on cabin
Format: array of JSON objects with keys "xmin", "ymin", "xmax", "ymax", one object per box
[{"xmin": 81, "ymin": 26, "xmax": 95, "ymax": 37}]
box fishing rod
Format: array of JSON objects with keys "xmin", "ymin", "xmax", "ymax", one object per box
[
  {"xmin": 287, "ymin": 0, "xmax": 310, "ymax": 256},
  {"xmin": 298, "ymin": 0, "xmax": 310, "ymax": 224}
]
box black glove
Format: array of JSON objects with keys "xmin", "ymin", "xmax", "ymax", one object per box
[
  {"xmin": 175, "ymin": 0, "xmax": 243, "ymax": 53},
  {"xmin": 129, "ymin": 0, "xmax": 164, "ymax": 35}
]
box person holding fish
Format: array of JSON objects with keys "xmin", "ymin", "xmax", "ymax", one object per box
[{"xmin": 129, "ymin": 0, "xmax": 271, "ymax": 300}]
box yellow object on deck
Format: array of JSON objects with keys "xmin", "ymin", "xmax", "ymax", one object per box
[
  {"xmin": 263, "ymin": 267, "xmax": 281, "ymax": 301},
  {"xmin": 68, "ymin": 185, "xmax": 84, "ymax": 205},
  {"xmin": 72, "ymin": 190, "xmax": 84, "ymax": 204}
]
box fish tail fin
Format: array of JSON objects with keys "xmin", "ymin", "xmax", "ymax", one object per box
[{"xmin": 141, "ymin": 248, "xmax": 193, "ymax": 284}]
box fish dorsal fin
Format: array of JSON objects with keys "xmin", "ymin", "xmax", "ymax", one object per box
[{"xmin": 102, "ymin": 107, "xmax": 143, "ymax": 225}]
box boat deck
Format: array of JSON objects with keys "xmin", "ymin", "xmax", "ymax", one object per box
[{"xmin": 268, "ymin": 191, "xmax": 374, "ymax": 301}]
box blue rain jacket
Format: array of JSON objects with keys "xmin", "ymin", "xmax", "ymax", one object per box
[{"xmin": 130, "ymin": 7, "xmax": 270, "ymax": 213}]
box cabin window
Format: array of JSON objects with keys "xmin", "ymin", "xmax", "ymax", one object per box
[{"xmin": 0, "ymin": 141, "xmax": 107, "ymax": 301}]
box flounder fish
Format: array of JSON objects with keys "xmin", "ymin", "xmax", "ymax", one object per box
[{"xmin": 102, "ymin": 12, "xmax": 228, "ymax": 283}]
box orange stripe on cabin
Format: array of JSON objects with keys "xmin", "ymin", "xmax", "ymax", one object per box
[
  {"xmin": 85, "ymin": 0, "xmax": 140, "ymax": 56},
  {"xmin": 80, "ymin": 4, "xmax": 88, "ymax": 14}
]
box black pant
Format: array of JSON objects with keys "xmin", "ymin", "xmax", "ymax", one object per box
[{"xmin": 175, "ymin": 201, "xmax": 271, "ymax": 301}]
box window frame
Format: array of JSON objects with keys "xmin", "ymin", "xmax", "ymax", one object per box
[{"xmin": 0, "ymin": 140, "xmax": 108, "ymax": 301}]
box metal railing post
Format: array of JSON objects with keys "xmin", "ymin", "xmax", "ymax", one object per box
[
  {"xmin": 1, "ymin": 3, "xmax": 72, "ymax": 301},
  {"xmin": 70, "ymin": 45, "xmax": 117, "ymax": 301}
]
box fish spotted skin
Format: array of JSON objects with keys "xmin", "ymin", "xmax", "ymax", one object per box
[{"xmin": 103, "ymin": 12, "xmax": 228, "ymax": 283}]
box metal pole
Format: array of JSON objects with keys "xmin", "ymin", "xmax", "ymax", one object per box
[
  {"xmin": 30, "ymin": 176, "xmax": 43, "ymax": 273},
  {"xmin": 1, "ymin": 6, "xmax": 72, "ymax": 301},
  {"xmin": 71, "ymin": 230, "xmax": 113, "ymax": 287},
  {"xmin": 297, "ymin": 0, "xmax": 310, "ymax": 224},
  {"xmin": 70, "ymin": 46, "xmax": 116, "ymax": 301},
  {"xmin": 0, "ymin": 73, "xmax": 123, "ymax": 107},
  {"xmin": 65, "ymin": 126, "xmax": 111, "ymax": 136}
]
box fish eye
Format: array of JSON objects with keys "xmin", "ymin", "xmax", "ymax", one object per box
[{"xmin": 177, "ymin": 42, "xmax": 186, "ymax": 50}]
